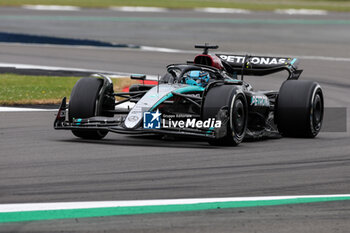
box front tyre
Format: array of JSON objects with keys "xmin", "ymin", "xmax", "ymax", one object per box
[
  {"xmin": 202, "ymin": 85, "xmax": 248, "ymax": 146},
  {"xmin": 69, "ymin": 78, "xmax": 108, "ymax": 139},
  {"xmin": 276, "ymin": 80, "xmax": 324, "ymax": 138}
]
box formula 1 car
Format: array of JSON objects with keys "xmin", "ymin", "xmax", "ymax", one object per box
[{"xmin": 54, "ymin": 44, "xmax": 324, "ymax": 146}]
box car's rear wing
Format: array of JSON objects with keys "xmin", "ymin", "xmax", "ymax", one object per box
[{"xmin": 216, "ymin": 54, "xmax": 302, "ymax": 79}]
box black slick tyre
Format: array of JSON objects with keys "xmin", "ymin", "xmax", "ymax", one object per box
[
  {"xmin": 276, "ymin": 80, "xmax": 324, "ymax": 138},
  {"xmin": 68, "ymin": 78, "xmax": 108, "ymax": 139},
  {"xmin": 202, "ymin": 85, "xmax": 247, "ymax": 146}
]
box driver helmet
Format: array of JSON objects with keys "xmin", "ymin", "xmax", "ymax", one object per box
[{"xmin": 184, "ymin": 70, "xmax": 210, "ymax": 87}]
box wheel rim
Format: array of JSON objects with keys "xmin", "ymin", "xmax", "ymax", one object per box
[
  {"xmin": 312, "ymin": 93, "xmax": 323, "ymax": 131},
  {"xmin": 232, "ymin": 98, "xmax": 245, "ymax": 136}
]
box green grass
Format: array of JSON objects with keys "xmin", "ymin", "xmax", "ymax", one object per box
[
  {"xmin": 1, "ymin": 0, "xmax": 350, "ymax": 11},
  {"xmin": 0, "ymin": 74, "xmax": 137, "ymax": 106}
]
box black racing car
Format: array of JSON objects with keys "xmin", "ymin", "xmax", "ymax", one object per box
[{"xmin": 54, "ymin": 44, "xmax": 324, "ymax": 146}]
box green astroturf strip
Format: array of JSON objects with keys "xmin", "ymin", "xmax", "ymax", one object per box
[
  {"xmin": 0, "ymin": 15, "xmax": 350, "ymax": 25},
  {"xmin": 1, "ymin": 197, "xmax": 350, "ymax": 223}
]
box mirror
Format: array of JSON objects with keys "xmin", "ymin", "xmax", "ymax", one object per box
[{"xmin": 130, "ymin": 74, "xmax": 146, "ymax": 80}]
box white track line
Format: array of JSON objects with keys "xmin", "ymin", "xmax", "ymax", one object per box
[
  {"xmin": 136, "ymin": 46, "xmax": 350, "ymax": 63},
  {"xmin": 0, "ymin": 62, "xmax": 134, "ymax": 77},
  {"xmin": 138, "ymin": 47, "xmax": 350, "ymax": 63},
  {"xmin": 109, "ymin": 6, "xmax": 168, "ymax": 12},
  {"xmin": 20, "ymin": 5, "xmax": 328, "ymax": 16},
  {"xmin": 22, "ymin": 5, "xmax": 80, "ymax": 11},
  {"xmin": 275, "ymin": 9, "xmax": 328, "ymax": 15},
  {"xmin": 0, "ymin": 102, "xmax": 135, "ymax": 112},
  {"xmin": 140, "ymin": 46, "xmax": 185, "ymax": 53},
  {"xmin": 3, "ymin": 43, "xmax": 349, "ymax": 63},
  {"xmin": 0, "ymin": 62, "xmax": 98, "ymax": 72},
  {"xmin": 195, "ymin": 7, "xmax": 250, "ymax": 14},
  {"xmin": 0, "ymin": 107, "xmax": 56, "ymax": 112},
  {"xmin": 298, "ymin": 55, "xmax": 350, "ymax": 62},
  {"xmin": 0, "ymin": 62, "xmax": 159, "ymax": 79},
  {"xmin": 1, "ymin": 194, "xmax": 349, "ymax": 213}
]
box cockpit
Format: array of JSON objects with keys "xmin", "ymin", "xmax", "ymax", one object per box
[{"xmin": 160, "ymin": 64, "xmax": 234, "ymax": 87}]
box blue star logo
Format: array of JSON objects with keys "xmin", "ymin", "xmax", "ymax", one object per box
[{"xmin": 143, "ymin": 109, "xmax": 161, "ymax": 129}]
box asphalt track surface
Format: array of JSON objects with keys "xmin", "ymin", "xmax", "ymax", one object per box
[{"xmin": 0, "ymin": 7, "xmax": 350, "ymax": 232}]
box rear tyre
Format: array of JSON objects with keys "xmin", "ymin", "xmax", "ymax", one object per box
[
  {"xmin": 276, "ymin": 80, "xmax": 324, "ymax": 138},
  {"xmin": 69, "ymin": 78, "xmax": 108, "ymax": 139},
  {"xmin": 202, "ymin": 85, "xmax": 247, "ymax": 146}
]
